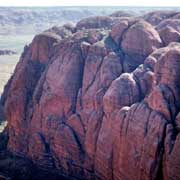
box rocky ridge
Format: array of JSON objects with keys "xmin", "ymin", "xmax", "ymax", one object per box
[{"xmin": 1, "ymin": 11, "xmax": 180, "ymax": 180}]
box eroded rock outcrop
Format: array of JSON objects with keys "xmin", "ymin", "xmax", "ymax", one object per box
[
  {"xmin": 110, "ymin": 18, "xmax": 163, "ymax": 72},
  {"xmin": 157, "ymin": 19, "xmax": 180, "ymax": 45},
  {"xmin": 142, "ymin": 11, "xmax": 179, "ymax": 26},
  {"xmin": 1, "ymin": 12, "xmax": 180, "ymax": 180}
]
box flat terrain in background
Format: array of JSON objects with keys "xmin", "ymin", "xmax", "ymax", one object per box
[{"xmin": 0, "ymin": 35, "xmax": 34, "ymax": 94}]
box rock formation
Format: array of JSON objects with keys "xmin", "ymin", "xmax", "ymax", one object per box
[{"xmin": 1, "ymin": 11, "xmax": 180, "ymax": 180}]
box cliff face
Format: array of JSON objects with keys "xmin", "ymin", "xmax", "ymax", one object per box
[{"xmin": 2, "ymin": 11, "xmax": 180, "ymax": 180}]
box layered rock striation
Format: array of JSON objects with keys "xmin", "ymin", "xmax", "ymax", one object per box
[{"xmin": 1, "ymin": 11, "xmax": 180, "ymax": 180}]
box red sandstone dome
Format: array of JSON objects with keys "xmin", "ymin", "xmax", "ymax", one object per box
[{"xmin": 1, "ymin": 10, "xmax": 180, "ymax": 180}]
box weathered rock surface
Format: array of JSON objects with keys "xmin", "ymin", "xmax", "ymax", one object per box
[
  {"xmin": 121, "ymin": 20, "xmax": 162, "ymax": 56},
  {"xmin": 110, "ymin": 18, "xmax": 163, "ymax": 72},
  {"xmin": 156, "ymin": 19, "xmax": 180, "ymax": 46},
  {"xmin": 1, "ymin": 11, "xmax": 180, "ymax": 180},
  {"xmin": 109, "ymin": 11, "xmax": 134, "ymax": 18},
  {"xmin": 76, "ymin": 16, "xmax": 114, "ymax": 30},
  {"xmin": 142, "ymin": 11, "xmax": 179, "ymax": 26}
]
